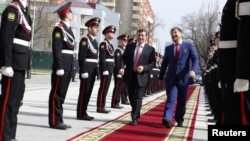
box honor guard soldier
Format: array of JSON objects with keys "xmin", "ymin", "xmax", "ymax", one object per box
[
  {"xmin": 127, "ymin": 37, "xmax": 136, "ymax": 44},
  {"xmin": 48, "ymin": 1, "xmax": 75, "ymax": 130},
  {"xmin": 152, "ymin": 53, "xmax": 162, "ymax": 93},
  {"xmin": 217, "ymin": 0, "xmax": 242, "ymax": 125},
  {"xmin": 77, "ymin": 17, "xmax": 101, "ymax": 120},
  {"xmin": 0, "ymin": 0, "xmax": 32, "ymax": 140},
  {"xmin": 96, "ymin": 25, "xmax": 116, "ymax": 113},
  {"xmin": 234, "ymin": 0, "xmax": 250, "ymax": 125},
  {"xmin": 111, "ymin": 34, "xmax": 130, "ymax": 109}
]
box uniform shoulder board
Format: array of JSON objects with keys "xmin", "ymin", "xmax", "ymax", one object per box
[
  {"xmin": 55, "ymin": 22, "xmax": 63, "ymax": 28},
  {"xmin": 9, "ymin": 1, "xmax": 19, "ymax": 8},
  {"xmin": 7, "ymin": 2, "xmax": 20, "ymax": 21}
]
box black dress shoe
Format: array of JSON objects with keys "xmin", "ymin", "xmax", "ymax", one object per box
[
  {"xmin": 207, "ymin": 113, "xmax": 214, "ymax": 117},
  {"xmin": 162, "ymin": 119, "xmax": 172, "ymax": 128},
  {"xmin": 78, "ymin": 115, "xmax": 94, "ymax": 121},
  {"xmin": 62, "ymin": 123, "xmax": 71, "ymax": 128},
  {"xmin": 177, "ymin": 122, "xmax": 183, "ymax": 127},
  {"xmin": 50, "ymin": 123, "xmax": 68, "ymax": 130},
  {"xmin": 122, "ymin": 101, "xmax": 130, "ymax": 105},
  {"xmin": 208, "ymin": 118, "xmax": 217, "ymax": 123},
  {"xmin": 130, "ymin": 120, "xmax": 138, "ymax": 126},
  {"xmin": 111, "ymin": 104, "xmax": 124, "ymax": 109},
  {"xmin": 97, "ymin": 109, "xmax": 111, "ymax": 113}
]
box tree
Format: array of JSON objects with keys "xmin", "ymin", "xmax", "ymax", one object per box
[
  {"xmin": 30, "ymin": 2, "xmax": 56, "ymax": 51},
  {"xmin": 179, "ymin": 0, "xmax": 220, "ymax": 69}
]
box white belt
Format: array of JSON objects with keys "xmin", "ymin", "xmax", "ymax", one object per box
[
  {"xmin": 86, "ymin": 58, "xmax": 98, "ymax": 63},
  {"xmin": 105, "ymin": 59, "xmax": 114, "ymax": 62},
  {"xmin": 62, "ymin": 50, "xmax": 74, "ymax": 54},
  {"xmin": 152, "ymin": 68, "xmax": 160, "ymax": 71},
  {"xmin": 238, "ymin": 2, "xmax": 250, "ymax": 16},
  {"xmin": 13, "ymin": 38, "xmax": 31, "ymax": 47},
  {"xmin": 218, "ymin": 40, "xmax": 237, "ymax": 49}
]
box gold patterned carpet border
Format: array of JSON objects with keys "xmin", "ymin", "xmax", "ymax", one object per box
[
  {"xmin": 70, "ymin": 86, "xmax": 201, "ymax": 141},
  {"xmin": 164, "ymin": 86, "xmax": 200, "ymax": 141}
]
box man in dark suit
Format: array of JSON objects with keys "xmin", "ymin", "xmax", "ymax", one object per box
[
  {"xmin": 77, "ymin": 17, "xmax": 101, "ymax": 120},
  {"xmin": 159, "ymin": 27, "xmax": 199, "ymax": 128},
  {"xmin": 96, "ymin": 25, "xmax": 116, "ymax": 113},
  {"xmin": 48, "ymin": 1, "xmax": 75, "ymax": 130},
  {"xmin": 119, "ymin": 29, "xmax": 156, "ymax": 126},
  {"xmin": 0, "ymin": 0, "xmax": 32, "ymax": 140}
]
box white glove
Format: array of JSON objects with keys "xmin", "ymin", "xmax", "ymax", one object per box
[
  {"xmin": 234, "ymin": 79, "xmax": 249, "ymax": 92},
  {"xmin": 1, "ymin": 66, "xmax": 14, "ymax": 77},
  {"xmin": 150, "ymin": 74, "xmax": 153, "ymax": 78},
  {"xmin": 81, "ymin": 73, "xmax": 89, "ymax": 78},
  {"xmin": 56, "ymin": 69, "xmax": 64, "ymax": 76},
  {"xmin": 218, "ymin": 81, "xmax": 221, "ymax": 88},
  {"xmin": 116, "ymin": 74, "xmax": 122, "ymax": 78},
  {"xmin": 103, "ymin": 71, "xmax": 109, "ymax": 75}
]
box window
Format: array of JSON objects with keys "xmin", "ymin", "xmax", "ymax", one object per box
[
  {"xmin": 80, "ymin": 28, "xmax": 88, "ymax": 36},
  {"xmin": 81, "ymin": 15, "xmax": 92, "ymax": 26}
]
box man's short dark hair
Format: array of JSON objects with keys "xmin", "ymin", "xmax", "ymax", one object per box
[
  {"xmin": 170, "ymin": 27, "xmax": 182, "ymax": 33},
  {"xmin": 137, "ymin": 28, "xmax": 147, "ymax": 36}
]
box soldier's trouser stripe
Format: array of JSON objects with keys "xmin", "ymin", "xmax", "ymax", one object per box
[
  {"xmin": 98, "ymin": 76, "xmax": 107, "ymax": 110},
  {"xmin": 240, "ymin": 92, "xmax": 247, "ymax": 125},
  {"xmin": 51, "ymin": 76, "xmax": 60, "ymax": 125},
  {"xmin": 112, "ymin": 78, "xmax": 120, "ymax": 106},
  {"xmin": 78, "ymin": 79, "xmax": 86, "ymax": 117},
  {"xmin": 0, "ymin": 77, "xmax": 12, "ymax": 141}
]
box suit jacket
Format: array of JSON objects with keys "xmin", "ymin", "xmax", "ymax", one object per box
[
  {"xmin": 159, "ymin": 41, "xmax": 199, "ymax": 86},
  {"xmin": 121, "ymin": 42, "xmax": 156, "ymax": 87}
]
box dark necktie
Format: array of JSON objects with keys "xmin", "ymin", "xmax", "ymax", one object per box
[
  {"xmin": 175, "ymin": 44, "xmax": 180, "ymax": 60},
  {"xmin": 134, "ymin": 46, "xmax": 142, "ymax": 70}
]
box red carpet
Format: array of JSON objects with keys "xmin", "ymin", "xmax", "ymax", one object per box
[{"xmin": 68, "ymin": 85, "xmax": 200, "ymax": 141}]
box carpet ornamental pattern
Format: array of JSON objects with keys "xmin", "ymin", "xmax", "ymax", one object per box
[{"xmin": 69, "ymin": 86, "xmax": 200, "ymax": 141}]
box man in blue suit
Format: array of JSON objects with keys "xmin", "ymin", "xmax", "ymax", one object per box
[
  {"xmin": 119, "ymin": 29, "xmax": 156, "ymax": 126},
  {"xmin": 159, "ymin": 27, "xmax": 199, "ymax": 128}
]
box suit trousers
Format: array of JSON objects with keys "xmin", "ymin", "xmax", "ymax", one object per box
[
  {"xmin": 48, "ymin": 70, "xmax": 72, "ymax": 126},
  {"xmin": 164, "ymin": 76, "xmax": 188, "ymax": 124},
  {"xmin": 128, "ymin": 72, "xmax": 145, "ymax": 120},
  {"xmin": 0, "ymin": 70, "xmax": 25, "ymax": 141}
]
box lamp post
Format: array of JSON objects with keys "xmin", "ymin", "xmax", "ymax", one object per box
[
  {"xmin": 147, "ymin": 16, "xmax": 153, "ymax": 45},
  {"xmin": 27, "ymin": 0, "xmax": 36, "ymax": 79}
]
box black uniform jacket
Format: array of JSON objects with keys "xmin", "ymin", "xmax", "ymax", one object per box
[
  {"xmin": 99, "ymin": 39, "xmax": 114, "ymax": 74},
  {"xmin": 78, "ymin": 34, "xmax": 98, "ymax": 73},
  {"xmin": 0, "ymin": 0, "xmax": 32, "ymax": 70},
  {"xmin": 51, "ymin": 21, "xmax": 75, "ymax": 71}
]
